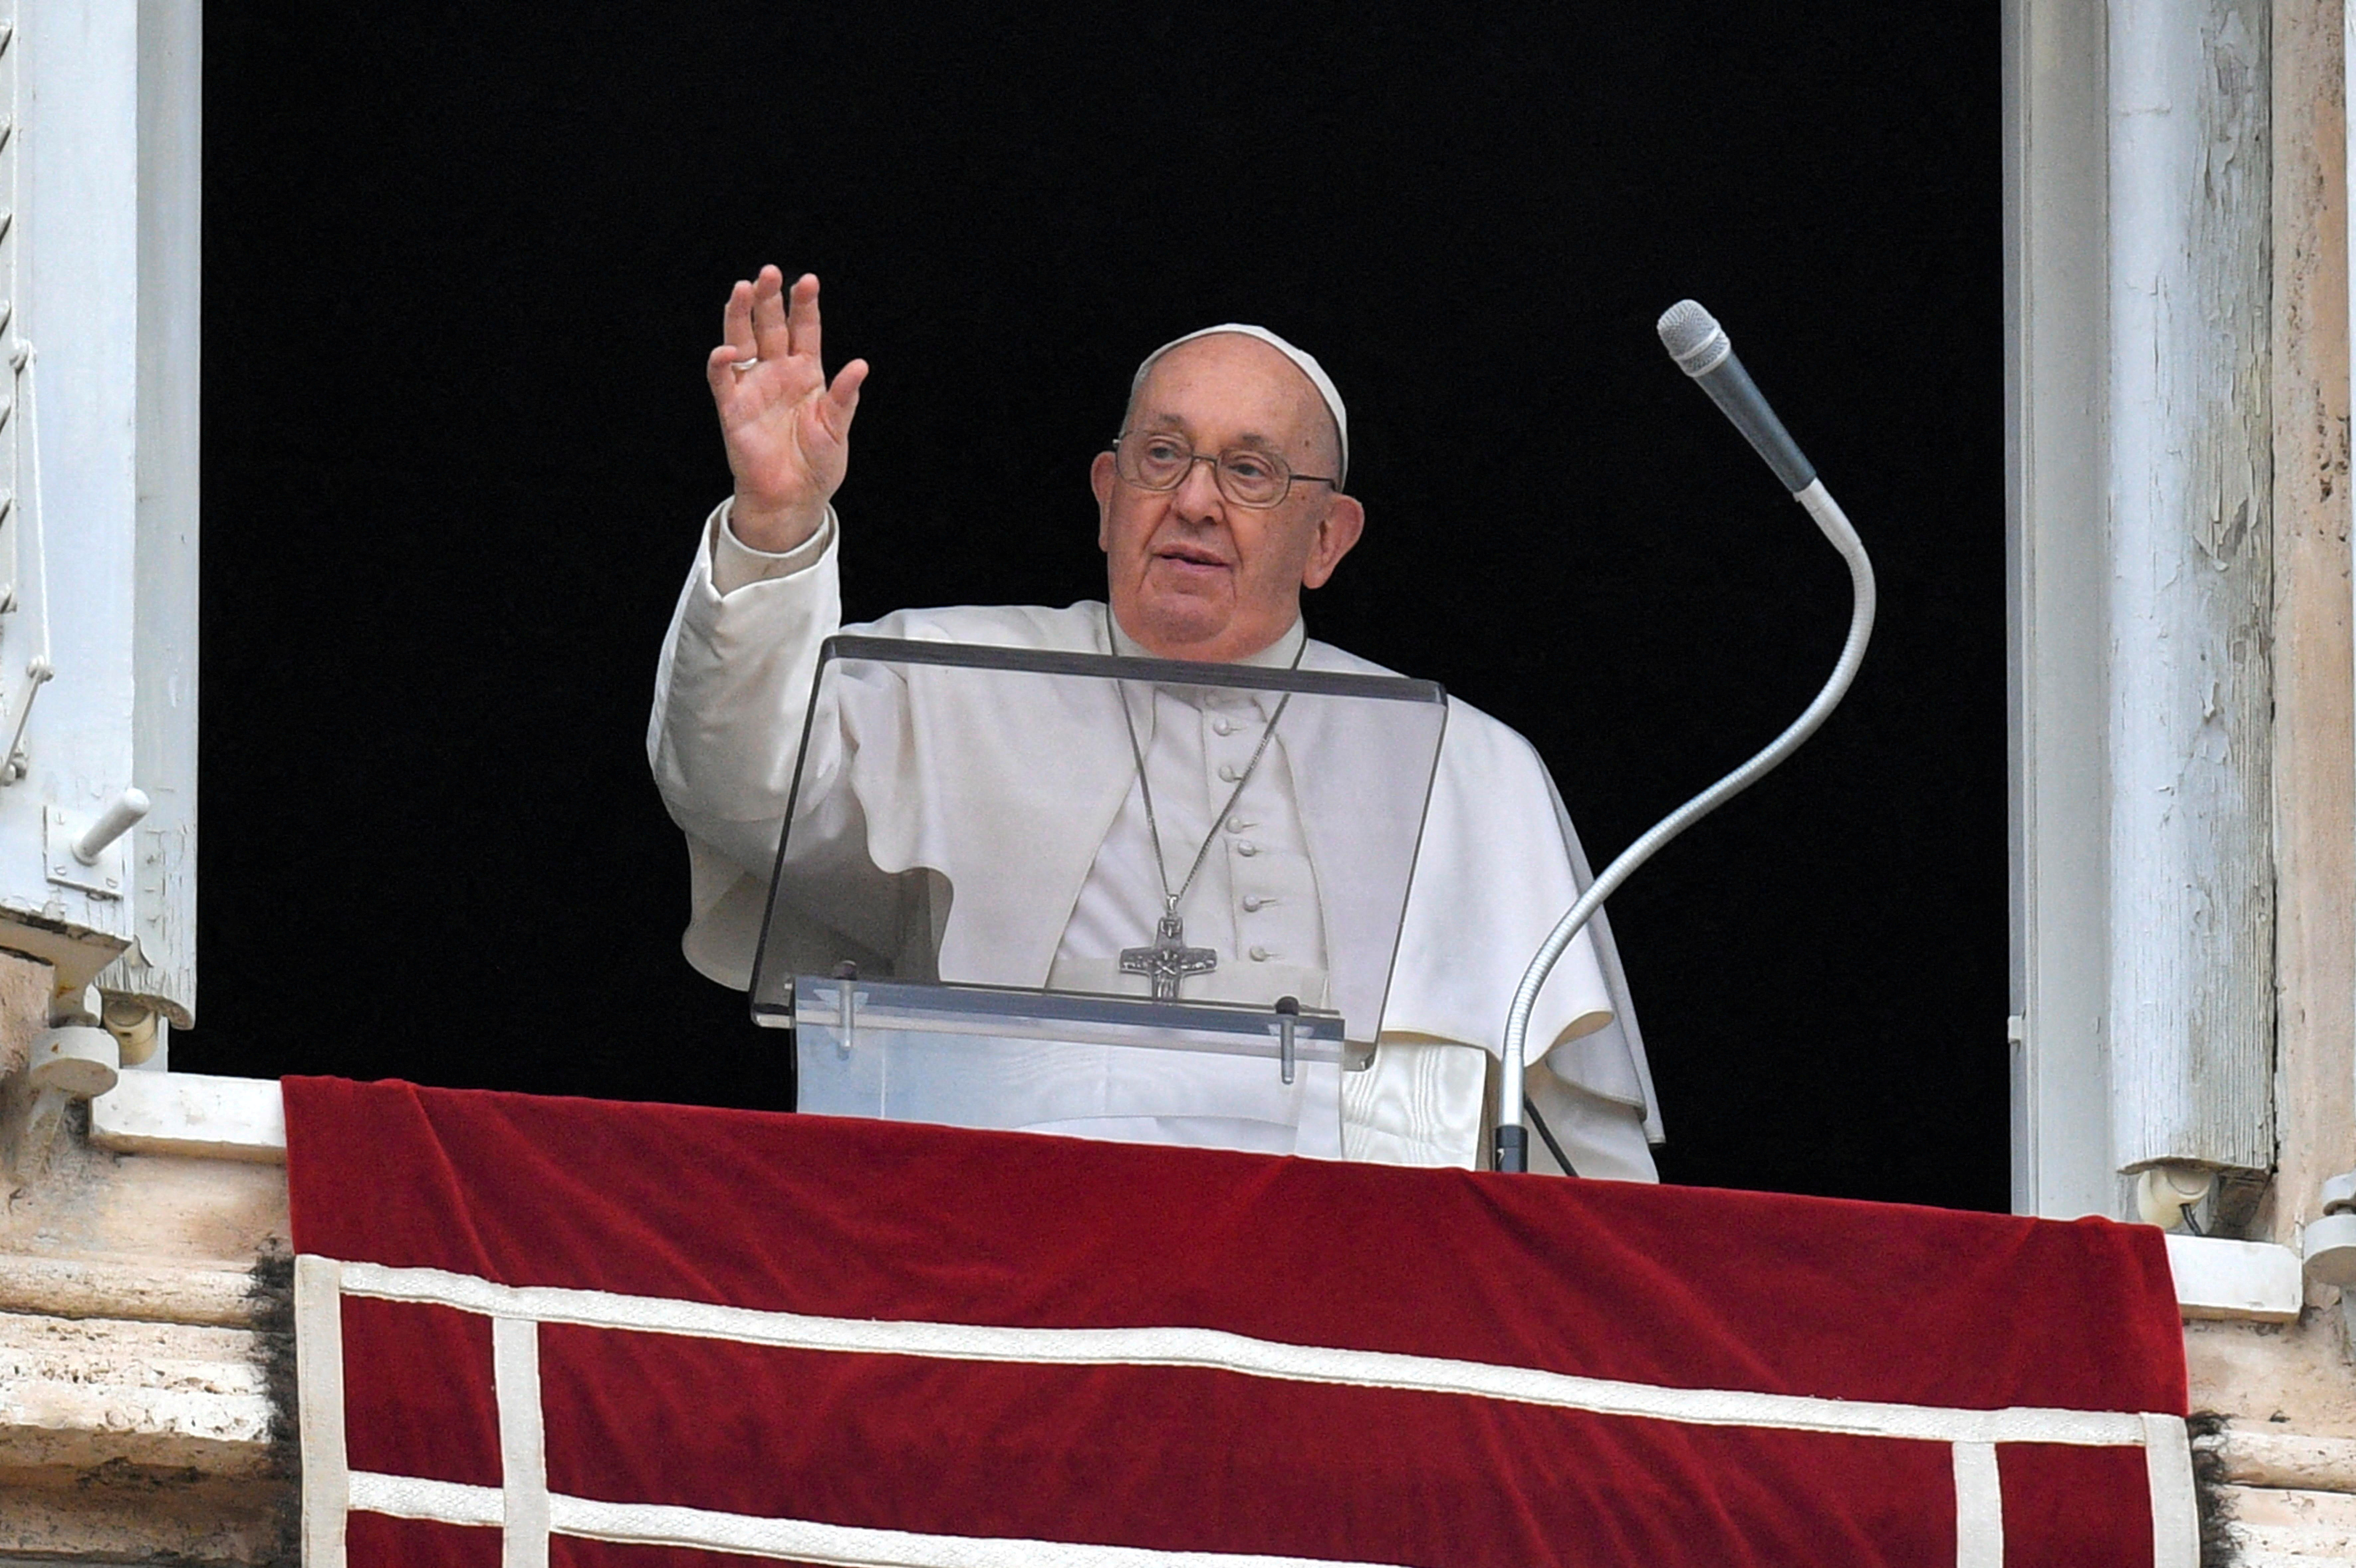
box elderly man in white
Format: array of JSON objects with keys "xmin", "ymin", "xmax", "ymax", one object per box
[{"xmin": 649, "ymin": 267, "xmax": 1662, "ymax": 1178}]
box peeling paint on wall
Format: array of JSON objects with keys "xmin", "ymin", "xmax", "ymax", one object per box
[{"xmin": 2108, "ymin": 0, "xmax": 2278, "ymax": 1174}]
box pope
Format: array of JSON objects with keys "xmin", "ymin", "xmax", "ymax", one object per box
[{"xmin": 648, "ymin": 266, "xmax": 1663, "ymax": 1178}]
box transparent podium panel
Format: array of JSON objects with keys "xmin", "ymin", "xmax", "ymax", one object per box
[
  {"xmin": 750, "ymin": 634, "xmax": 1449, "ymax": 1154},
  {"xmin": 794, "ymin": 977, "xmax": 1355, "ymax": 1156}
]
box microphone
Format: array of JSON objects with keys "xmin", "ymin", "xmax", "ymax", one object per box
[
  {"xmin": 1493, "ymin": 302, "xmax": 1875, "ymax": 1174},
  {"xmin": 1655, "ymin": 300, "xmax": 1816, "ymax": 493}
]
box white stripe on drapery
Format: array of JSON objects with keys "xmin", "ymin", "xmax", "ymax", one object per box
[
  {"xmin": 1949, "ymin": 1442, "xmax": 2002, "ymax": 1568},
  {"xmin": 304, "ymin": 1255, "xmax": 2200, "ymax": 1568},
  {"xmin": 332, "ymin": 1259, "xmax": 2159, "ymax": 1449},
  {"xmin": 337, "ymin": 1473, "xmax": 1418, "ymax": 1568},
  {"xmin": 349, "ymin": 1471, "xmax": 504, "ymax": 1527},
  {"xmin": 556, "ymin": 1491, "xmax": 1421, "ymax": 1568},
  {"xmin": 494, "ymin": 1316, "xmax": 551, "ymax": 1568},
  {"xmin": 2143, "ymin": 1414, "xmax": 2200, "ymax": 1568},
  {"xmin": 294, "ymin": 1255, "xmax": 351, "ymax": 1568}
]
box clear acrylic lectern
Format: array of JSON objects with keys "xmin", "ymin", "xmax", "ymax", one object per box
[{"xmin": 750, "ymin": 635, "xmax": 1448, "ymax": 1157}]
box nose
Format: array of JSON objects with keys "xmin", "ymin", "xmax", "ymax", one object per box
[{"xmin": 1170, "ymin": 454, "xmax": 1227, "ymax": 519}]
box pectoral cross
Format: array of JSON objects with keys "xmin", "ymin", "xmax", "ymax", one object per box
[{"xmin": 1120, "ymin": 910, "xmax": 1218, "ymax": 1000}]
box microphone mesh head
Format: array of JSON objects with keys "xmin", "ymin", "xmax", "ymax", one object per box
[{"xmin": 1657, "ymin": 299, "xmax": 1729, "ymax": 375}]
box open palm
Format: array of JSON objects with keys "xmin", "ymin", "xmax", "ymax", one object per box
[{"xmin": 706, "ymin": 268, "xmax": 869, "ymax": 551}]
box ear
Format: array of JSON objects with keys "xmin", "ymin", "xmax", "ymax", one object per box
[
  {"xmin": 1091, "ymin": 450, "xmax": 1117, "ymax": 552},
  {"xmin": 1300, "ymin": 494, "xmax": 1366, "ymax": 590}
]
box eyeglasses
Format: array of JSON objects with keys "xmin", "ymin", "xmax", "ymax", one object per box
[{"xmin": 1106, "ymin": 430, "xmax": 1339, "ymax": 509}]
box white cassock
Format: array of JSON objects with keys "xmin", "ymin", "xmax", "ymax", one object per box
[{"xmin": 648, "ymin": 502, "xmax": 1665, "ymax": 1178}]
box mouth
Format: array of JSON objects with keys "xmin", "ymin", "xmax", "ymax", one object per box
[{"xmin": 1151, "ymin": 542, "xmax": 1230, "ymax": 573}]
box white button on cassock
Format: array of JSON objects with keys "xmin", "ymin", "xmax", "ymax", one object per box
[{"xmin": 1249, "ymin": 945, "xmax": 1271, "ymax": 961}]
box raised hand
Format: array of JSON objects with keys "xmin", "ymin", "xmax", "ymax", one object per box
[{"xmin": 705, "ymin": 268, "xmax": 870, "ymax": 552}]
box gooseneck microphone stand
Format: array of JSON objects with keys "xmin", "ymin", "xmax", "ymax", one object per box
[{"xmin": 1494, "ymin": 301, "xmax": 1879, "ymax": 1174}]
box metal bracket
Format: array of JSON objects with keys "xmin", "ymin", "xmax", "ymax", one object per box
[
  {"xmin": 1, "ymin": 655, "xmax": 49, "ymax": 783},
  {"xmin": 44, "ymin": 806, "xmax": 125, "ymax": 899},
  {"xmin": 2306, "ymin": 1170, "xmax": 2356, "ymax": 1289},
  {"xmin": 833, "ymin": 960, "xmax": 858, "ymax": 1058}
]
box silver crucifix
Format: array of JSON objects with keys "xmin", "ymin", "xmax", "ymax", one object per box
[{"xmin": 1120, "ymin": 910, "xmax": 1217, "ymax": 1000}]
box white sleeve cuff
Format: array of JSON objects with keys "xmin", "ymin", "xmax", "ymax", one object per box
[{"xmin": 710, "ymin": 500, "xmax": 836, "ymax": 595}]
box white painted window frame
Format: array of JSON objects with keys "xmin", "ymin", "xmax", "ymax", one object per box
[
  {"xmin": 2004, "ymin": 0, "xmax": 2120, "ymax": 1223},
  {"xmin": 0, "ymin": 0, "xmax": 199, "ymax": 1032},
  {"xmin": 2005, "ymin": 0, "xmax": 2282, "ymax": 1229}
]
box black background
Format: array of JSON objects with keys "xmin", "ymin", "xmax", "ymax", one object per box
[{"xmin": 189, "ymin": 5, "xmax": 2006, "ymax": 1209}]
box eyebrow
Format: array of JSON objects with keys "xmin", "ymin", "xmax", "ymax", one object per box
[{"xmin": 1135, "ymin": 414, "xmax": 1288, "ymax": 454}]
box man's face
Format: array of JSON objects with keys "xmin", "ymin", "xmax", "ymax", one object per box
[{"xmin": 1092, "ymin": 335, "xmax": 1365, "ymax": 663}]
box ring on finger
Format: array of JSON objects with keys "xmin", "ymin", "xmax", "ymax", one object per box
[{"xmin": 730, "ymin": 357, "xmax": 761, "ymax": 374}]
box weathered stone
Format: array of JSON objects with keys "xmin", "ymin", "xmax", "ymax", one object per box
[
  {"xmin": 0, "ymin": 948, "xmax": 50, "ymax": 1082},
  {"xmin": 2219, "ymin": 1482, "xmax": 2356, "ymax": 1563},
  {"xmin": 2188, "ymin": 1311, "xmax": 2356, "ymax": 1441},
  {"xmin": 0, "ymin": 1131, "xmax": 289, "ymax": 1267},
  {"xmin": 0, "ymin": 1310, "xmax": 277, "ymax": 1476},
  {"xmin": 2202, "ymin": 1422, "xmax": 2356, "ymax": 1491},
  {"xmin": 0, "ymin": 1255, "xmax": 270, "ymax": 1328},
  {"xmin": 0, "ymin": 1461, "xmax": 291, "ymax": 1564}
]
